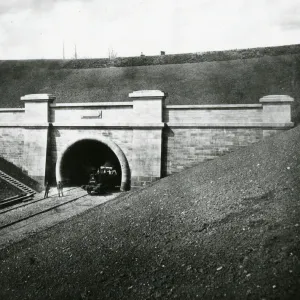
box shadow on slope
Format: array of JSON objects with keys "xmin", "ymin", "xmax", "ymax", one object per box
[
  {"xmin": 0, "ymin": 126, "xmax": 300, "ymax": 299},
  {"xmin": 0, "ymin": 156, "xmax": 43, "ymax": 192},
  {"xmin": 0, "ymin": 179, "xmax": 22, "ymax": 200}
]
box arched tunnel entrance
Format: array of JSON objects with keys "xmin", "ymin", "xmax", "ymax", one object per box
[
  {"xmin": 56, "ymin": 138, "xmax": 130, "ymax": 191},
  {"xmin": 61, "ymin": 140, "xmax": 121, "ymax": 186}
]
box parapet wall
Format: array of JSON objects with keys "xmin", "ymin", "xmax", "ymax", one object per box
[
  {"xmin": 164, "ymin": 104, "xmax": 263, "ymax": 124},
  {"xmin": 0, "ymin": 91, "xmax": 294, "ymax": 187}
]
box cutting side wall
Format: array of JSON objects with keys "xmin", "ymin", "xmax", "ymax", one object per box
[
  {"xmin": 162, "ymin": 96, "xmax": 293, "ymax": 175},
  {"xmin": 0, "ymin": 127, "xmax": 24, "ymax": 170},
  {"xmin": 0, "ymin": 109, "xmax": 25, "ymax": 169}
]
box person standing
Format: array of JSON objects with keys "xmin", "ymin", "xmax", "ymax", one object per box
[
  {"xmin": 57, "ymin": 181, "xmax": 64, "ymax": 197},
  {"xmin": 44, "ymin": 181, "xmax": 50, "ymax": 199}
]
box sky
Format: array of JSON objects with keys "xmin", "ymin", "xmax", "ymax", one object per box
[{"xmin": 0, "ymin": 0, "xmax": 300, "ymax": 60}]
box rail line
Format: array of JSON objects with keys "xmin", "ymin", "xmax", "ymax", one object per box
[
  {"xmin": 0, "ymin": 191, "xmax": 89, "ymax": 230},
  {"xmin": 0, "ymin": 187, "xmax": 78, "ymax": 215}
]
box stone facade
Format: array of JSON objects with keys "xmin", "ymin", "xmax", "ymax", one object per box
[
  {"xmin": 0, "ymin": 91, "xmax": 294, "ymax": 189},
  {"xmin": 0, "ymin": 127, "xmax": 24, "ymax": 169}
]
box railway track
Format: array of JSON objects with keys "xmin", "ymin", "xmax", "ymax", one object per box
[
  {"xmin": 0, "ymin": 188, "xmax": 121, "ymax": 250},
  {"xmin": 0, "ymin": 187, "xmax": 78, "ymax": 215},
  {"xmin": 0, "ymin": 192, "xmax": 89, "ymax": 230}
]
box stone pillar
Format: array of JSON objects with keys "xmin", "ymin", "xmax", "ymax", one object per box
[
  {"xmin": 260, "ymin": 95, "xmax": 294, "ymax": 123},
  {"xmin": 21, "ymin": 94, "xmax": 55, "ymax": 123},
  {"xmin": 21, "ymin": 94, "xmax": 55, "ymax": 184},
  {"xmin": 129, "ymin": 90, "xmax": 166, "ymax": 123},
  {"xmin": 129, "ymin": 90, "xmax": 166, "ymax": 186}
]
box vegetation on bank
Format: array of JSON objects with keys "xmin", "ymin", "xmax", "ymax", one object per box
[
  {"xmin": 0, "ymin": 44, "xmax": 300, "ymax": 124},
  {"xmin": 2, "ymin": 43, "xmax": 300, "ymax": 69}
]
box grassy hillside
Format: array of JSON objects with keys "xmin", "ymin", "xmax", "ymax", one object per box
[
  {"xmin": 0, "ymin": 125, "xmax": 300, "ymax": 299},
  {"xmin": 1, "ymin": 44, "xmax": 300, "ymax": 123}
]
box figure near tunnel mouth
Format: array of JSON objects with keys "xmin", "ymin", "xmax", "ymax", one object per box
[
  {"xmin": 57, "ymin": 181, "xmax": 64, "ymax": 197},
  {"xmin": 44, "ymin": 182, "xmax": 50, "ymax": 199}
]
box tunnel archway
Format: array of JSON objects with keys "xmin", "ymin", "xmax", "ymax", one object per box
[{"xmin": 56, "ymin": 137, "xmax": 130, "ymax": 191}]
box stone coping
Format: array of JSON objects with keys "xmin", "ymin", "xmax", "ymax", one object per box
[
  {"xmin": 165, "ymin": 104, "xmax": 262, "ymax": 109},
  {"xmin": 0, "ymin": 123, "xmax": 50, "ymax": 128},
  {"xmin": 0, "ymin": 108, "xmax": 25, "ymax": 112},
  {"xmin": 166, "ymin": 122, "xmax": 294, "ymax": 128},
  {"xmin": 21, "ymin": 94, "xmax": 56, "ymax": 101},
  {"xmin": 51, "ymin": 122, "xmax": 165, "ymax": 128},
  {"xmin": 129, "ymin": 90, "xmax": 166, "ymax": 98},
  {"xmin": 50, "ymin": 102, "xmax": 133, "ymax": 108},
  {"xmin": 0, "ymin": 122, "xmax": 293, "ymax": 129},
  {"xmin": 259, "ymin": 95, "xmax": 294, "ymax": 103},
  {"xmin": 0, "ymin": 122, "xmax": 164, "ymax": 128}
]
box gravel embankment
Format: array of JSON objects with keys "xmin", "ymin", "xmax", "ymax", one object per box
[{"xmin": 0, "ymin": 126, "xmax": 300, "ymax": 299}]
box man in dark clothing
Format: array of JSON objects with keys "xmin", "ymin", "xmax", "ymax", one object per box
[
  {"xmin": 57, "ymin": 181, "xmax": 64, "ymax": 197},
  {"xmin": 44, "ymin": 182, "xmax": 50, "ymax": 199}
]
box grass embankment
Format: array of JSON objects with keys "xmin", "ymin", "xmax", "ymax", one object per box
[
  {"xmin": 1, "ymin": 44, "xmax": 300, "ymax": 123},
  {"xmin": 0, "ymin": 126, "xmax": 300, "ymax": 299}
]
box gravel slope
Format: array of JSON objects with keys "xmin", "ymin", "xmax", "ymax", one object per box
[{"xmin": 0, "ymin": 126, "xmax": 300, "ymax": 299}]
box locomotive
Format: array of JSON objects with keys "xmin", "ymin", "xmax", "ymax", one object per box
[{"xmin": 82, "ymin": 164, "xmax": 118, "ymax": 195}]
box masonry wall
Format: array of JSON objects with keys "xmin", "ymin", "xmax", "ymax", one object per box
[
  {"xmin": 0, "ymin": 127, "xmax": 24, "ymax": 169},
  {"xmin": 50, "ymin": 102, "xmax": 134, "ymax": 123},
  {"xmin": 0, "ymin": 109, "xmax": 25, "ymax": 122},
  {"xmin": 49, "ymin": 127, "xmax": 132, "ymax": 167},
  {"xmin": 162, "ymin": 127, "xmax": 281, "ymax": 175},
  {"xmin": 0, "ymin": 92, "xmax": 294, "ymax": 189},
  {"xmin": 131, "ymin": 128, "xmax": 162, "ymax": 186},
  {"xmin": 164, "ymin": 105, "xmax": 263, "ymax": 123},
  {"xmin": 0, "ymin": 110, "xmax": 25, "ymax": 169},
  {"xmin": 162, "ymin": 97, "xmax": 292, "ymax": 176},
  {"xmin": 23, "ymin": 127, "xmax": 49, "ymax": 183}
]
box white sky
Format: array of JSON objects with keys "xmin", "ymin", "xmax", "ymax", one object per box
[{"xmin": 0, "ymin": 0, "xmax": 300, "ymax": 59}]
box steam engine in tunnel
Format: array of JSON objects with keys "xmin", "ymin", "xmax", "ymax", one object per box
[{"xmin": 59, "ymin": 139, "xmax": 121, "ymax": 190}]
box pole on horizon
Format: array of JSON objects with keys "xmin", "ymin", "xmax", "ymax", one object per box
[
  {"xmin": 63, "ymin": 41, "xmax": 65, "ymax": 59},
  {"xmin": 74, "ymin": 44, "xmax": 77, "ymax": 59}
]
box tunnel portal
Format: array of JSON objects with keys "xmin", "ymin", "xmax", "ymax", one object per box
[{"xmin": 60, "ymin": 139, "xmax": 121, "ymax": 187}]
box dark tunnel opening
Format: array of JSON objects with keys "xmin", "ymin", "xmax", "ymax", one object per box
[{"xmin": 60, "ymin": 139, "xmax": 121, "ymax": 187}]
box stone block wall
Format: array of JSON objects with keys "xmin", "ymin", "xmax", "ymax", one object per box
[
  {"xmin": 164, "ymin": 105, "xmax": 263, "ymax": 123},
  {"xmin": 22, "ymin": 127, "xmax": 49, "ymax": 183},
  {"xmin": 161, "ymin": 95, "xmax": 293, "ymax": 176},
  {"xmin": 162, "ymin": 127, "xmax": 281, "ymax": 175},
  {"xmin": 50, "ymin": 102, "xmax": 134, "ymax": 123},
  {"xmin": 131, "ymin": 128, "xmax": 163, "ymax": 186},
  {"xmin": 0, "ymin": 110, "xmax": 26, "ymax": 170},
  {"xmin": 260, "ymin": 95, "xmax": 293, "ymax": 123},
  {"xmin": 0, "ymin": 127, "xmax": 24, "ymax": 169},
  {"xmin": 49, "ymin": 127, "xmax": 133, "ymax": 178},
  {"xmin": 0, "ymin": 109, "xmax": 25, "ymax": 123},
  {"xmin": 0, "ymin": 91, "xmax": 295, "ymax": 189}
]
